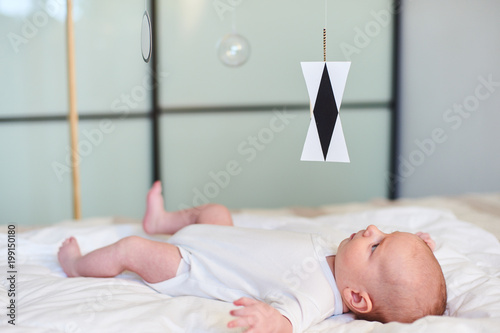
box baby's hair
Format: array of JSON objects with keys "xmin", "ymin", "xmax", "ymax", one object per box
[{"xmin": 354, "ymin": 236, "xmax": 446, "ymax": 323}]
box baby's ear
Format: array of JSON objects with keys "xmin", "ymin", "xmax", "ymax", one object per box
[
  {"xmin": 415, "ymin": 232, "xmax": 436, "ymax": 252},
  {"xmin": 342, "ymin": 288, "xmax": 373, "ymax": 314}
]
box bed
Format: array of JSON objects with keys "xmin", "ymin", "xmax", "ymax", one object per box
[{"xmin": 1, "ymin": 194, "xmax": 500, "ymax": 332}]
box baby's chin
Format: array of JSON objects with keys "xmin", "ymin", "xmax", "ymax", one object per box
[{"xmin": 337, "ymin": 237, "xmax": 349, "ymax": 251}]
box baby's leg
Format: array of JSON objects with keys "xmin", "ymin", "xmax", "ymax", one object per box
[
  {"xmin": 58, "ymin": 236, "xmax": 181, "ymax": 283},
  {"xmin": 142, "ymin": 181, "xmax": 233, "ymax": 235}
]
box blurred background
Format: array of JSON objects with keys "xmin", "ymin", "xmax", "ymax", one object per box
[{"xmin": 0, "ymin": 0, "xmax": 499, "ymax": 225}]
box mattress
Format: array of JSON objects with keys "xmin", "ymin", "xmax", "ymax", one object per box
[{"xmin": 1, "ymin": 204, "xmax": 500, "ymax": 332}]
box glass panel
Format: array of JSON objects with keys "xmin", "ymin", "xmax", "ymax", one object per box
[
  {"xmin": 160, "ymin": 109, "xmax": 390, "ymax": 210},
  {"xmin": 0, "ymin": 121, "xmax": 72, "ymax": 225},
  {"xmin": 0, "ymin": 0, "xmax": 150, "ymax": 117},
  {"xmin": 158, "ymin": 0, "xmax": 393, "ymax": 108},
  {"xmin": 79, "ymin": 118, "xmax": 151, "ymax": 219},
  {"xmin": 0, "ymin": 119, "xmax": 151, "ymax": 226}
]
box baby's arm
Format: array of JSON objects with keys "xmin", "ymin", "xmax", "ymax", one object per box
[
  {"xmin": 228, "ymin": 297, "xmax": 293, "ymax": 333},
  {"xmin": 415, "ymin": 232, "xmax": 436, "ymax": 251}
]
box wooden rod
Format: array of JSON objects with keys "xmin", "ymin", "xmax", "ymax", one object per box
[{"xmin": 66, "ymin": 0, "xmax": 82, "ymax": 220}]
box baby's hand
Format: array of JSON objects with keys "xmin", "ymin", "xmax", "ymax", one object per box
[
  {"xmin": 415, "ymin": 232, "xmax": 436, "ymax": 251},
  {"xmin": 228, "ymin": 297, "xmax": 293, "ymax": 333}
]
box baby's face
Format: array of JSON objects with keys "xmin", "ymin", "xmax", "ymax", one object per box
[{"xmin": 334, "ymin": 225, "xmax": 423, "ymax": 295}]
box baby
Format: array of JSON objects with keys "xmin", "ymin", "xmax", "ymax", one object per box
[{"xmin": 58, "ymin": 181, "xmax": 447, "ymax": 333}]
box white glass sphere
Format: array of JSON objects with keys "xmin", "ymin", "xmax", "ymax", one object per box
[{"xmin": 217, "ymin": 33, "xmax": 250, "ymax": 67}]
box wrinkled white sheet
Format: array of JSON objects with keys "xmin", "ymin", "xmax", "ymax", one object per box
[{"xmin": 1, "ymin": 207, "xmax": 500, "ymax": 332}]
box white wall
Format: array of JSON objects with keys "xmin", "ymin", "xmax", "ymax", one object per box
[{"xmin": 399, "ymin": 0, "xmax": 500, "ymax": 197}]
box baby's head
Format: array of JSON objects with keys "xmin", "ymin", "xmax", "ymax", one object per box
[{"xmin": 334, "ymin": 225, "xmax": 446, "ymax": 323}]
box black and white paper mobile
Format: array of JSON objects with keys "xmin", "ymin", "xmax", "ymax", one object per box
[{"xmin": 300, "ymin": 62, "xmax": 351, "ymax": 162}]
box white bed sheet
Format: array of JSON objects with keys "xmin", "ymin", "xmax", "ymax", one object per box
[{"xmin": 1, "ymin": 207, "xmax": 500, "ymax": 332}]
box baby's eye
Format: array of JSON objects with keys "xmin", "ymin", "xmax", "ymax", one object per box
[{"xmin": 371, "ymin": 244, "xmax": 379, "ymax": 252}]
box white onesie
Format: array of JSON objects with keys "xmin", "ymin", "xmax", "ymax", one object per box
[{"xmin": 147, "ymin": 225, "xmax": 343, "ymax": 332}]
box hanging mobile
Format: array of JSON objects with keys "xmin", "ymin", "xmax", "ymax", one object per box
[
  {"xmin": 300, "ymin": 1, "xmax": 351, "ymax": 162},
  {"xmin": 217, "ymin": 10, "xmax": 250, "ymax": 67},
  {"xmin": 141, "ymin": 0, "xmax": 152, "ymax": 63},
  {"xmin": 217, "ymin": 33, "xmax": 250, "ymax": 67}
]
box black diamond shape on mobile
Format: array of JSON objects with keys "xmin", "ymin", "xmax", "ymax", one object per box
[{"xmin": 313, "ymin": 64, "xmax": 338, "ymax": 160}]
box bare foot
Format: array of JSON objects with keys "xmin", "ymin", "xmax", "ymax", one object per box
[
  {"xmin": 58, "ymin": 237, "xmax": 82, "ymax": 277},
  {"xmin": 142, "ymin": 181, "xmax": 168, "ymax": 234}
]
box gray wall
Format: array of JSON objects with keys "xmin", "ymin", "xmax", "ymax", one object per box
[{"xmin": 399, "ymin": 0, "xmax": 500, "ymax": 197}]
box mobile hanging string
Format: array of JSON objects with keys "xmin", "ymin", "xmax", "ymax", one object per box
[
  {"xmin": 324, "ymin": 0, "xmax": 327, "ymax": 62},
  {"xmin": 323, "ymin": 28, "xmax": 327, "ymax": 62}
]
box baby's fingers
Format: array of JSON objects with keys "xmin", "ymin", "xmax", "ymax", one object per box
[
  {"xmin": 230, "ymin": 306, "xmax": 251, "ymax": 318},
  {"xmin": 233, "ymin": 297, "xmax": 257, "ymax": 307},
  {"xmin": 416, "ymin": 232, "xmax": 436, "ymax": 251},
  {"xmin": 228, "ymin": 315, "xmax": 259, "ymax": 330}
]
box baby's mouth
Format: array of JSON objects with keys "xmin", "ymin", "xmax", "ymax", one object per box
[{"xmin": 350, "ymin": 233, "xmax": 356, "ymax": 240}]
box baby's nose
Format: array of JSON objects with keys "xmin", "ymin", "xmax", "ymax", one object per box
[{"xmin": 364, "ymin": 225, "xmax": 380, "ymax": 236}]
